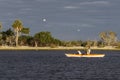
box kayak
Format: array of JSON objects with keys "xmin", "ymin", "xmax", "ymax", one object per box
[{"xmin": 65, "ymin": 53, "xmax": 105, "ymax": 58}]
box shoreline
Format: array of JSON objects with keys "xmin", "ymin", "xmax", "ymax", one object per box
[{"xmin": 0, "ymin": 46, "xmax": 120, "ymax": 50}]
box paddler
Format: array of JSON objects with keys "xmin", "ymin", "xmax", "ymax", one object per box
[
  {"xmin": 87, "ymin": 46, "xmax": 91, "ymax": 55},
  {"xmin": 77, "ymin": 50, "xmax": 82, "ymax": 54}
]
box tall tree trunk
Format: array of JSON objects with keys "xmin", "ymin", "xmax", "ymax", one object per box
[
  {"xmin": 15, "ymin": 28, "xmax": 19, "ymax": 47},
  {"xmin": 35, "ymin": 41, "xmax": 38, "ymax": 47}
]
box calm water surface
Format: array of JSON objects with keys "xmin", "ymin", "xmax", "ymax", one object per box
[{"xmin": 0, "ymin": 50, "xmax": 120, "ymax": 80}]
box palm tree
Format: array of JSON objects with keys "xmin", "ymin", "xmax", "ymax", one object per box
[
  {"xmin": 12, "ymin": 19, "xmax": 23, "ymax": 46},
  {"xmin": 19, "ymin": 28, "xmax": 30, "ymax": 46},
  {"xmin": 21, "ymin": 27, "xmax": 30, "ymax": 35},
  {"xmin": 0, "ymin": 22, "xmax": 3, "ymax": 45},
  {"xmin": 0, "ymin": 22, "xmax": 2, "ymax": 32}
]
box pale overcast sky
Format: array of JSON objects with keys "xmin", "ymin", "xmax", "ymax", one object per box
[{"xmin": 0, "ymin": 0, "xmax": 120, "ymax": 40}]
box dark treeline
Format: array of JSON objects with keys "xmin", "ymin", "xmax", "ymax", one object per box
[{"xmin": 0, "ymin": 19, "xmax": 120, "ymax": 48}]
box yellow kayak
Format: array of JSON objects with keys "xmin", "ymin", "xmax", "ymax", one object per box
[{"xmin": 65, "ymin": 53, "xmax": 105, "ymax": 58}]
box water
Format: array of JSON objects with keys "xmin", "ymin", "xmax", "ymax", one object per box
[{"xmin": 0, "ymin": 50, "xmax": 120, "ymax": 80}]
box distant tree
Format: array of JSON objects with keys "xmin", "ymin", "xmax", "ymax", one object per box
[
  {"xmin": 0, "ymin": 22, "xmax": 2, "ymax": 32},
  {"xmin": 21, "ymin": 27, "xmax": 30, "ymax": 35},
  {"xmin": 1, "ymin": 31, "xmax": 7, "ymax": 45},
  {"xmin": 27, "ymin": 36, "xmax": 35, "ymax": 46},
  {"xmin": 12, "ymin": 19, "xmax": 23, "ymax": 46},
  {"xmin": 65, "ymin": 40, "xmax": 82, "ymax": 47},
  {"xmin": 34, "ymin": 31, "xmax": 62, "ymax": 47},
  {"xmin": 81, "ymin": 41, "xmax": 87, "ymax": 47},
  {"xmin": 51, "ymin": 38, "xmax": 63, "ymax": 46},
  {"xmin": 34, "ymin": 31, "xmax": 53, "ymax": 46},
  {"xmin": 99, "ymin": 31, "xmax": 117, "ymax": 46},
  {"xmin": 99, "ymin": 32, "xmax": 108, "ymax": 45},
  {"xmin": 86, "ymin": 40, "xmax": 93, "ymax": 47},
  {"xmin": 93, "ymin": 40, "xmax": 98, "ymax": 47},
  {"xmin": 19, "ymin": 35, "xmax": 32, "ymax": 46},
  {"xmin": 0, "ymin": 22, "xmax": 2, "ymax": 44},
  {"xmin": 108, "ymin": 31, "xmax": 117, "ymax": 45},
  {"xmin": 1, "ymin": 28, "xmax": 15, "ymax": 46},
  {"xmin": 5, "ymin": 28, "xmax": 15, "ymax": 46}
]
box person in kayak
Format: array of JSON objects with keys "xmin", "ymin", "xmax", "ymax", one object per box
[
  {"xmin": 87, "ymin": 46, "xmax": 91, "ymax": 55},
  {"xmin": 77, "ymin": 50, "xmax": 82, "ymax": 54}
]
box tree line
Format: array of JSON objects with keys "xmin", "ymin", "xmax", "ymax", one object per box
[{"xmin": 0, "ymin": 19, "xmax": 119, "ymax": 48}]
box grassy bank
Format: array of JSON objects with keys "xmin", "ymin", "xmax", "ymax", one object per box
[{"xmin": 0, "ymin": 46, "xmax": 120, "ymax": 50}]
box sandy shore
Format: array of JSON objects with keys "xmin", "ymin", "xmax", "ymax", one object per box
[
  {"xmin": 0, "ymin": 46, "xmax": 83, "ymax": 50},
  {"xmin": 0, "ymin": 46, "xmax": 119, "ymax": 50}
]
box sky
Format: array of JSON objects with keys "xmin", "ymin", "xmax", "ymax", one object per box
[{"xmin": 0, "ymin": 0, "xmax": 120, "ymax": 41}]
